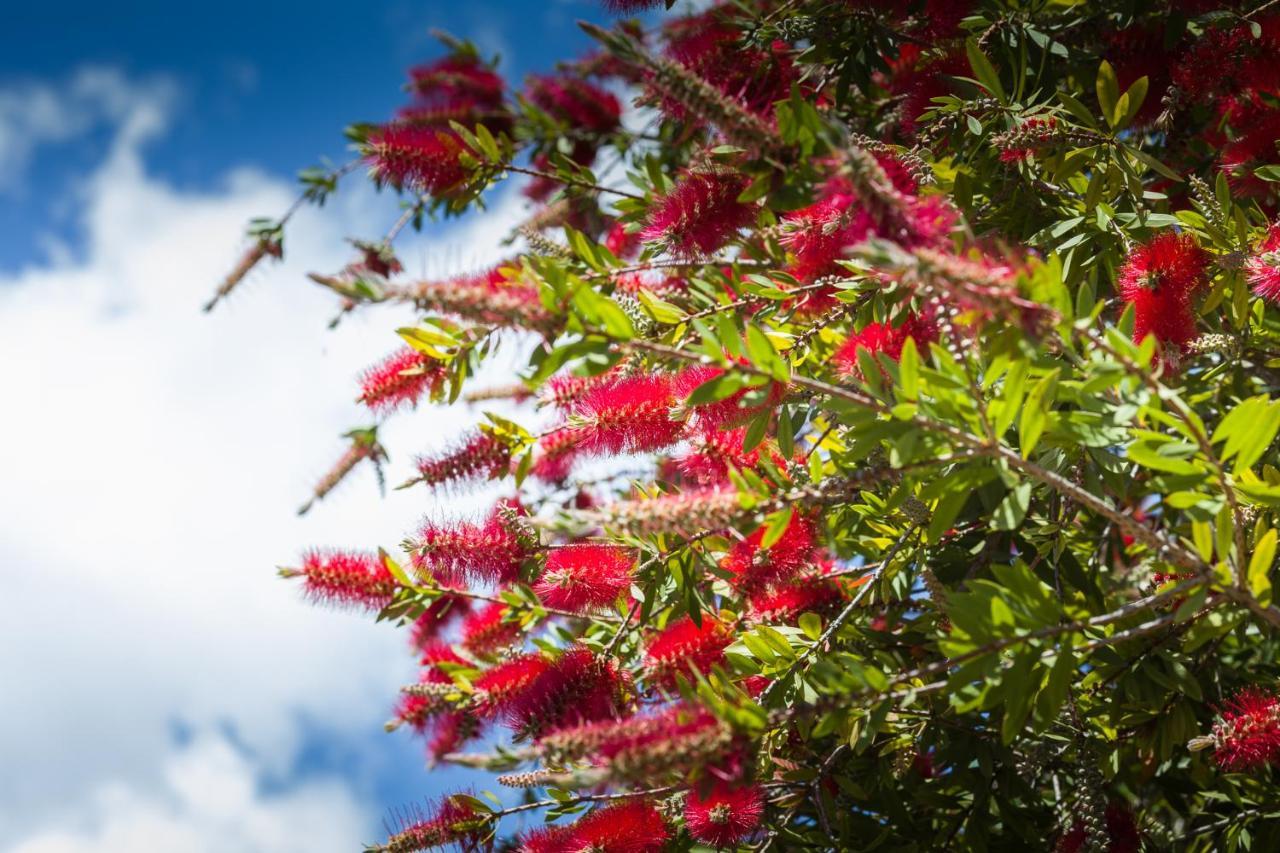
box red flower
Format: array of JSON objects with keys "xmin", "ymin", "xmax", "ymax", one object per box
[
  {"xmin": 1210, "ymin": 687, "xmax": 1280, "ymax": 771},
  {"xmin": 1117, "ymin": 233, "xmax": 1209, "ymax": 351},
  {"xmin": 413, "ymin": 265, "xmax": 552, "ymax": 331},
  {"xmin": 678, "ymin": 426, "xmax": 783, "ymax": 486},
  {"xmin": 526, "ymin": 75, "xmax": 622, "ymax": 135},
  {"xmin": 357, "ymin": 348, "xmax": 446, "ymax": 414},
  {"xmin": 747, "ymin": 578, "xmax": 844, "ymax": 624},
  {"xmin": 605, "ymin": 221, "xmax": 642, "ymax": 259},
  {"xmin": 366, "ymin": 125, "xmax": 468, "ymax": 196},
  {"xmin": 505, "ymin": 646, "xmax": 631, "ymax": 739},
  {"xmin": 570, "ymin": 373, "xmax": 685, "ymax": 455},
  {"xmin": 535, "ymin": 544, "xmax": 636, "ymax": 614},
  {"xmin": 410, "ymin": 502, "xmax": 531, "ymax": 586},
  {"xmin": 684, "ymin": 783, "xmax": 765, "ymax": 848},
  {"xmin": 393, "ymin": 644, "xmax": 466, "ymax": 732},
  {"xmin": 520, "ymin": 800, "xmax": 669, "ymax": 853},
  {"xmin": 1056, "ymin": 803, "xmax": 1142, "ymax": 853},
  {"xmin": 290, "ymin": 549, "xmax": 398, "ymax": 611},
  {"xmin": 414, "ymin": 430, "xmax": 512, "ymax": 489},
  {"xmin": 474, "ymin": 653, "xmax": 552, "ymax": 718},
  {"xmin": 531, "ymin": 425, "xmax": 582, "ymax": 484},
  {"xmin": 642, "ymin": 170, "xmax": 755, "ymax": 258},
  {"xmin": 833, "ymin": 312, "xmax": 939, "ymax": 375},
  {"xmin": 408, "ymin": 594, "xmax": 471, "ymax": 652},
  {"xmin": 460, "ymin": 601, "xmax": 522, "ymax": 656},
  {"xmin": 603, "ymin": 0, "xmax": 665, "ymax": 12},
  {"xmin": 1248, "ymin": 223, "xmax": 1280, "ymax": 303},
  {"xmin": 381, "ymin": 793, "xmax": 487, "ymax": 853},
  {"xmin": 643, "ymin": 615, "xmax": 732, "ymax": 689},
  {"xmin": 720, "ymin": 514, "xmax": 817, "ymax": 594},
  {"xmin": 424, "ymin": 710, "xmax": 481, "ymax": 765},
  {"xmin": 408, "ymin": 54, "xmax": 505, "ymax": 110}
]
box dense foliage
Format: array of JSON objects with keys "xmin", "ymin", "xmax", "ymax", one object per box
[{"xmin": 212, "ymin": 1, "xmax": 1280, "ymax": 849}]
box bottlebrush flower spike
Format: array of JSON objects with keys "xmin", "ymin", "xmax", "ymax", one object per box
[
  {"xmin": 298, "ymin": 427, "xmax": 388, "ymax": 516},
  {"xmin": 542, "ymin": 703, "xmax": 736, "ymax": 783},
  {"xmin": 365, "ymin": 125, "xmax": 468, "ymax": 197},
  {"xmin": 424, "ymin": 710, "xmax": 481, "ymax": 766},
  {"xmin": 570, "ymin": 373, "xmax": 685, "ymax": 455},
  {"xmin": 409, "ymin": 266, "xmax": 554, "ymax": 332},
  {"xmin": 410, "ymin": 502, "xmax": 532, "ymax": 586},
  {"xmin": 673, "ymin": 364, "xmax": 788, "ymax": 430},
  {"xmin": 1194, "ymin": 687, "xmax": 1280, "ymax": 771},
  {"xmin": 747, "ymin": 578, "xmax": 845, "ymax": 624},
  {"xmin": 409, "ymin": 594, "xmax": 472, "ymax": 652},
  {"xmin": 1117, "ymin": 232, "xmax": 1209, "ymax": 351},
  {"xmin": 574, "ymin": 488, "xmax": 742, "ymax": 536},
  {"xmin": 377, "ymin": 793, "xmax": 487, "ymax": 853},
  {"xmin": 605, "ymin": 220, "xmax": 642, "ymax": 259},
  {"xmin": 204, "ymin": 233, "xmax": 282, "ymax": 312},
  {"xmin": 408, "ymin": 54, "xmax": 505, "ymax": 109},
  {"xmin": 641, "ymin": 169, "xmax": 755, "ymax": 258},
  {"xmin": 411, "ymin": 430, "xmax": 512, "ymax": 490},
  {"xmin": 535, "ymin": 544, "xmax": 636, "ymax": 614},
  {"xmin": 1247, "ymin": 223, "xmax": 1280, "ymax": 303},
  {"xmin": 531, "ymin": 425, "xmax": 582, "ymax": 484},
  {"xmin": 460, "ymin": 601, "xmax": 523, "ymax": 656},
  {"xmin": 678, "ymin": 426, "xmax": 783, "ymax": 486},
  {"xmin": 643, "ymin": 615, "xmax": 732, "ymax": 689},
  {"xmin": 542, "ymin": 367, "xmax": 622, "ymax": 411},
  {"xmin": 358, "ymin": 347, "xmax": 448, "ymax": 414},
  {"xmin": 505, "ymin": 646, "xmax": 630, "ymax": 739},
  {"xmin": 284, "ymin": 549, "xmax": 399, "ymax": 611},
  {"xmin": 473, "ymin": 653, "xmax": 552, "ymax": 718},
  {"xmin": 1056, "ymin": 803, "xmax": 1142, "ymax": 853},
  {"xmin": 526, "ymin": 75, "xmax": 622, "ymax": 135},
  {"xmin": 603, "ymin": 0, "xmax": 664, "ymax": 12},
  {"xmin": 520, "ymin": 800, "xmax": 669, "ymax": 853},
  {"xmin": 833, "ymin": 312, "xmax": 939, "ymax": 376},
  {"xmin": 392, "ymin": 644, "xmax": 466, "ymax": 732},
  {"xmin": 684, "ymin": 783, "xmax": 765, "ymax": 848},
  {"xmin": 721, "ymin": 513, "xmax": 817, "ymax": 594}
]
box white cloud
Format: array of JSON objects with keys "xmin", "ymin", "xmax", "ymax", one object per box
[
  {"xmin": 0, "ymin": 69, "xmax": 530, "ymax": 848},
  {"xmin": 8, "ymin": 731, "xmax": 371, "ymax": 853}
]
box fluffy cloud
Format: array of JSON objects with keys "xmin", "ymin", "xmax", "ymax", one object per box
[{"xmin": 0, "ymin": 70, "xmax": 526, "ymax": 847}]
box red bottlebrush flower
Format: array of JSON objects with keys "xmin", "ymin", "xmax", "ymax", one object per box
[
  {"xmin": 393, "ymin": 644, "xmax": 466, "ymax": 732},
  {"xmin": 780, "ymin": 190, "xmax": 876, "ymax": 283},
  {"xmin": 1056, "ymin": 803, "xmax": 1142, "ymax": 853},
  {"xmin": 603, "ymin": 0, "xmax": 664, "ymax": 12},
  {"xmin": 1104, "ymin": 26, "xmax": 1175, "ymax": 128},
  {"xmin": 289, "ymin": 549, "xmax": 398, "ymax": 611},
  {"xmin": 720, "ymin": 514, "xmax": 817, "ymax": 594},
  {"xmin": 1208, "ymin": 688, "xmax": 1280, "ymax": 771},
  {"xmin": 365, "ymin": 125, "xmax": 468, "ymax": 197},
  {"xmin": 381, "ymin": 793, "xmax": 487, "ymax": 853},
  {"xmin": 521, "ymin": 801, "xmax": 669, "ymax": 853},
  {"xmin": 358, "ymin": 347, "xmax": 447, "ymax": 414},
  {"xmin": 673, "ymin": 364, "xmax": 788, "ymax": 430},
  {"xmin": 531, "ymin": 425, "xmax": 582, "ymax": 484},
  {"xmin": 408, "ymin": 54, "xmax": 505, "ymax": 110},
  {"xmin": 678, "ymin": 426, "xmax": 784, "ymax": 486},
  {"xmin": 605, "ymin": 221, "xmax": 642, "ymax": 259},
  {"xmin": 1222, "ymin": 104, "xmax": 1280, "ymax": 200},
  {"xmin": 570, "ymin": 373, "xmax": 685, "ymax": 455},
  {"xmin": 505, "ymin": 646, "xmax": 630, "ymax": 739},
  {"xmin": 833, "ymin": 313, "xmax": 939, "ymax": 376},
  {"xmin": 643, "ymin": 615, "xmax": 732, "ymax": 689},
  {"xmin": 1117, "ymin": 233, "xmax": 1209, "ymax": 351},
  {"xmin": 412, "ymin": 265, "xmax": 553, "ymax": 332},
  {"xmin": 535, "ymin": 544, "xmax": 636, "ymax": 614},
  {"xmin": 747, "ymin": 578, "xmax": 844, "ymax": 624},
  {"xmin": 882, "ymin": 47, "xmax": 967, "ymax": 138},
  {"xmin": 460, "ymin": 601, "xmax": 522, "ymax": 656},
  {"xmin": 1248, "ymin": 223, "xmax": 1280, "ymax": 303},
  {"xmin": 641, "ymin": 170, "xmax": 755, "ymax": 258},
  {"xmin": 684, "ymin": 783, "xmax": 764, "ymax": 848},
  {"xmin": 526, "ymin": 75, "xmax": 622, "ymax": 135},
  {"xmin": 662, "ymin": 10, "xmax": 798, "ymax": 121},
  {"xmin": 410, "ymin": 503, "xmax": 531, "ymax": 586},
  {"xmin": 542, "ymin": 368, "xmax": 619, "ymax": 411},
  {"xmin": 424, "ymin": 710, "xmax": 481, "ymax": 765},
  {"xmin": 576, "ymin": 488, "xmax": 742, "ymax": 537},
  {"xmin": 413, "ymin": 430, "xmax": 512, "ymax": 489},
  {"xmin": 473, "ymin": 653, "xmax": 552, "ymax": 718}
]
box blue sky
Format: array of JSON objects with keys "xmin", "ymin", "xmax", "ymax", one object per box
[{"xmin": 0, "ymin": 2, "xmax": 643, "ymax": 851}]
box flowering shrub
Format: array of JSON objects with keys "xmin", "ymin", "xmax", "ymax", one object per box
[{"xmin": 213, "ymin": 1, "xmax": 1280, "ymax": 849}]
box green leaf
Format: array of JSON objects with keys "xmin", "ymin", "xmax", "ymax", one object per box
[
  {"xmin": 1116, "ymin": 75, "xmax": 1149, "ymax": 129},
  {"xmin": 1096, "ymin": 60, "xmax": 1120, "ymax": 125},
  {"xmin": 759, "ymin": 506, "xmax": 795, "ymax": 549},
  {"xmin": 1019, "ymin": 369, "xmax": 1059, "ymax": 457},
  {"xmin": 992, "ymin": 481, "xmax": 1032, "ymax": 531},
  {"xmin": 898, "ymin": 337, "xmax": 920, "ymax": 401},
  {"xmin": 965, "ymin": 39, "xmax": 1005, "ymax": 102},
  {"xmin": 1255, "ymin": 165, "xmax": 1280, "ymax": 183},
  {"xmin": 798, "ymin": 611, "xmax": 823, "ymax": 642},
  {"xmin": 636, "ymin": 289, "xmax": 685, "ymax": 324},
  {"xmin": 1249, "ymin": 528, "xmax": 1276, "ymax": 607},
  {"xmin": 744, "ymin": 324, "xmax": 790, "ymax": 382}
]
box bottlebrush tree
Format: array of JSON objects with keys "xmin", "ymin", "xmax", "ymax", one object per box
[{"xmin": 213, "ymin": 1, "xmax": 1280, "ymax": 850}]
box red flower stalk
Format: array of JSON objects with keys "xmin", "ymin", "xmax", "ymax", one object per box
[
  {"xmin": 605, "ymin": 220, "xmax": 642, "ymax": 259},
  {"xmin": 881, "ymin": 47, "xmax": 967, "ymax": 138},
  {"xmin": 298, "ymin": 428, "xmax": 388, "ymax": 516},
  {"xmin": 366, "ymin": 125, "xmax": 468, "ymax": 197},
  {"xmin": 519, "ymin": 800, "xmax": 669, "ymax": 853},
  {"xmin": 576, "ymin": 488, "xmax": 741, "ymax": 536},
  {"xmin": 541, "ymin": 703, "xmax": 736, "ymax": 782},
  {"xmin": 684, "ymin": 783, "xmax": 765, "ymax": 848},
  {"xmin": 721, "ymin": 513, "xmax": 817, "ymax": 594},
  {"xmin": 380, "ymin": 793, "xmax": 487, "ymax": 853},
  {"xmin": 287, "ymin": 549, "xmax": 398, "ymax": 611},
  {"xmin": 643, "ymin": 615, "xmax": 733, "ymax": 689},
  {"xmin": 473, "ymin": 653, "xmax": 552, "ymax": 718},
  {"xmin": 994, "ymin": 118, "xmax": 1062, "ymax": 163},
  {"xmin": 1206, "ymin": 688, "xmax": 1280, "ymax": 771},
  {"xmin": 410, "ymin": 503, "xmax": 531, "ymax": 586},
  {"xmin": 673, "ymin": 364, "xmax": 787, "ymax": 429},
  {"xmin": 504, "ymin": 646, "xmax": 631, "ymax": 739},
  {"xmin": 641, "ymin": 170, "xmax": 755, "ymax": 258},
  {"xmin": 747, "ymin": 578, "xmax": 845, "ymax": 624},
  {"xmin": 358, "ymin": 347, "xmax": 448, "ymax": 414},
  {"xmin": 413, "ymin": 430, "xmax": 512, "ymax": 490},
  {"xmin": 411, "ymin": 266, "xmax": 553, "ymax": 332},
  {"xmin": 780, "ymin": 189, "xmax": 876, "ymax": 283},
  {"xmin": 542, "ymin": 367, "xmax": 623, "ymax": 411},
  {"xmin": 1248, "ymin": 223, "xmax": 1280, "ymax": 303},
  {"xmin": 393, "ymin": 644, "xmax": 466, "ymax": 732},
  {"xmin": 526, "ymin": 75, "xmax": 622, "ymax": 135},
  {"xmin": 460, "ymin": 601, "xmax": 523, "ymax": 656},
  {"xmin": 1056, "ymin": 803, "xmax": 1142, "ymax": 853},
  {"xmin": 408, "ymin": 594, "xmax": 472, "ymax": 652},
  {"xmin": 408, "ymin": 55, "xmax": 505, "ymax": 110},
  {"xmin": 1117, "ymin": 233, "xmax": 1209, "ymax": 351},
  {"xmin": 833, "ymin": 312, "xmax": 939, "ymax": 376},
  {"xmin": 603, "ymin": 0, "xmax": 665, "ymax": 12},
  {"xmin": 570, "ymin": 373, "xmax": 686, "ymax": 455},
  {"xmin": 678, "ymin": 426, "xmax": 783, "ymax": 486},
  {"xmin": 535, "ymin": 544, "xmax": 636, "ymax": 614}
]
